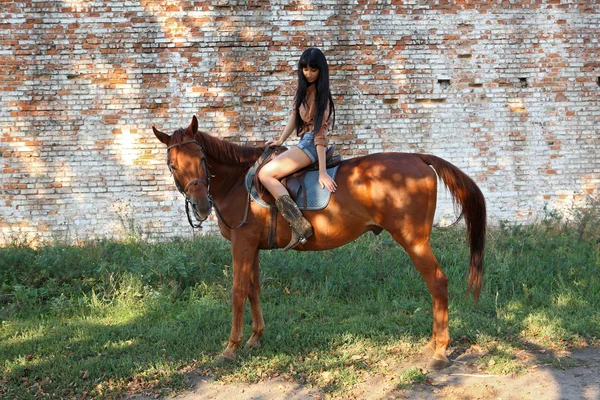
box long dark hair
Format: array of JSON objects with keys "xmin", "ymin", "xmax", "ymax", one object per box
[{"xmin": 294, "ymin": 48, "xmax": 335, "ymax": 137}]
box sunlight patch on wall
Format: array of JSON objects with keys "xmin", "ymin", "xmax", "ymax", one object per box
[
  {"xmin": 11, "ymin": 143, "xmax": 47, "ymax": 178},
  {"xmin": 508, "ymin": 98, "xmax": 526, "ymax": 113},
  {"xmin": 580, "ymin": 175, "xmax": 599, "ymax": 197},
  {"xmin": 147, "ymin": 7, "xmax": 194, "ymax": 43},
  {"xmin": 213, "ymin": 109, "xmax": 235, "ymax": 135},
  {"xmin": 240, "ymin": 26, "xmax": 259, "ymax": 41},
  {"xmin": 63, "ymin": 0, "xmax": 90, "ymax": 12},
  {"xmin": 296, "ymin": 0, "xmax": 314, "ymax": 10},
  {"xmin": 114, "ymin": 125, "xmax": 141, "ymax": 166}
]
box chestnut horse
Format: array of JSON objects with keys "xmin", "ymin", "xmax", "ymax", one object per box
[{"xmin": 152, "ymin": 116, "xmax": 486, "ymax": 369}]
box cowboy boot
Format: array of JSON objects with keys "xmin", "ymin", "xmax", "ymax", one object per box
[{"xmin": 275, "ymin": 194, "xmax": 314, "ymax": 251}]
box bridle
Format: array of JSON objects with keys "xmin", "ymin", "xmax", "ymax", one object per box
[
  {"xmin": 166, "ymin": 139, "xmax": 250, "ymax": 230},
  {"xmin": 166, "ymin": 140, "xmax": 211, "ymax": 228}
]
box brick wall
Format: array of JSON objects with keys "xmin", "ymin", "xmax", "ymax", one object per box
[{"xmin": 1, "ymin": 0, "xmax": 598, "ymax": 245}]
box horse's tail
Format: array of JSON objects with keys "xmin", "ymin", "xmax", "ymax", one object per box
[{"xmin": 419, "ymin": 154, "xmax": 487, "ymax": 302}]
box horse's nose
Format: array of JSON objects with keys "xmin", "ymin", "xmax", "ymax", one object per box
[
  {"xmin": 190, "ymin": 195, "xmax": 211, "ymax": 219},
  {"xmin": 191, "ymin": 199, "xmax": 202, "ymax": 212}
]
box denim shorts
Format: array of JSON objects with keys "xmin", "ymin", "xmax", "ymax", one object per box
[{"xmin": 296, "ymin": 132, "xmax": 320, "ymax": 163}]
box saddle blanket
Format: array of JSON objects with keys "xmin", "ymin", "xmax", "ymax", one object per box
[{"xmin": 244, "ymin": 163, "xmax": 340, "ymax": 211}]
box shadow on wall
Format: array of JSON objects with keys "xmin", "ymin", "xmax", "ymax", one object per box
[{"xmin": 2, "ymin": 0, "xmax": 599, "ymax": 244}]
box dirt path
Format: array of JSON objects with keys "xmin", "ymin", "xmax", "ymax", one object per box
[
  {"xmin": 346, "ymin": 347, "xmax": 600, "ymax": 400},
  {"xmin": 129, "ymin": 347, "xmax": 600, "ymax": 400}
]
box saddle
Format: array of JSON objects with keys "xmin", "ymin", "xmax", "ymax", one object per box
[
  {"xmin": 245, "ymin": 146, "xmax": 342, "ymax": 249},
  {"xmin": 246, "ymin": 145, "xmax": 342, "ymax": 209},
  {"xmin": 284, "ymin": 145, "xmax": 342, "ymax": 208}
]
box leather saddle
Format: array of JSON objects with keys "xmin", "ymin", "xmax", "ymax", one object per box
[
  {"xmin": 248, "ymin": 145, "xmax": 342, "ymax": 208},
  {"xmin": 284, "ymin": 145, "xmax": 342, "ymax": 208},
  {"xmin": 247, "ymin": 145, "xmax": 342, "ymax": 249}
]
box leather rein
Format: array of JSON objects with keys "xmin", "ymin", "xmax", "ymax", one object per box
[{"xmin": 166, "ymin": 140, "xmax": 250, "ymax": 230}]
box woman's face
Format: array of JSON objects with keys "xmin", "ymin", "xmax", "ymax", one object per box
[{"xmin": 302, "ymin": 66, "xmax": 320, "ymax": 84}]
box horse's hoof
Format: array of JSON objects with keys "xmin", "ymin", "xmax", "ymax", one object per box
[
  {"xmin": 245, "ymin": 339, "xmax": 261, "ymax": 349},
  {"xmin": 427, "ymin": 356, "xmax": 450, "ymax": 370},
  {"xmin": 216, "ymin": 352, "xmax": 236, "ymax": 364},
  {"xmin": 421, "ymin": 345, "xmax": 435, "ymax": 358}
]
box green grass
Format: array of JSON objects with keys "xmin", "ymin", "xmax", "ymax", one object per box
[
  {"xmin": 1, "ymin": 202, "xmax": 599, "ymax": 398},
  {"xmin": 399, "ymin": 366, "xmax": 429, "ymax": 384}
]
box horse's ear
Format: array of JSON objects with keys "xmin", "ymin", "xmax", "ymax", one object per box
[
  {"xmin": 189, "ymin": 115, "xmax": 198, "ymax": 135},
  {"xmin": 153, "ymin": 126, "xmax": 170, "ymax": 145}
]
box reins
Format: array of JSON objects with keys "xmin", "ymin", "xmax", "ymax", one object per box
[
  {"xmin": 166, "ymin": 139, "xmax": 251, "ymax": 230},
  {"xmin": 212, "ymin": 191, "xmax": 251, "ymax": 230}
]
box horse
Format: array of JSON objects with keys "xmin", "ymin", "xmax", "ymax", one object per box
[{"xmin": 152, "ymin": 115, "xmax": 486, "ymax": 370}]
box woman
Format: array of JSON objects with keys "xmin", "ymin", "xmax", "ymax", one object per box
[{"xmin": 258, "ymin": 47, "xmax": 336, "ymax": 251}]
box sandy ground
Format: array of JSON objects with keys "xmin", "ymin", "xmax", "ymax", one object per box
[{"xmin": 128, "ymin": 347, "xmax": 600, "ymax": 400}]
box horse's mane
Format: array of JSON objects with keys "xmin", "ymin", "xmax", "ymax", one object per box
[{"xmin": 171, "ymin": 128, "xmax": 264, "ymax": 169}]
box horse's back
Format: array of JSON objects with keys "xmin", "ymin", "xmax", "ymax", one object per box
[
  {"xmin": 300, "ymin": 151, "xmax": 439, "ymax": 248},
  {"xmin": 336, "ymin": 152, "xmax": 437, "ymax": 183},
  {"xmin": 330, "ymin": 152, "xmax": 438, "ymax": 216}
]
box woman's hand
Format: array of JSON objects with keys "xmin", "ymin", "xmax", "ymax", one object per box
[
  {"xmin": 265, "ymin": 137, "xmax": 283, "ymax": 148},
  {"xmin": 319, "ymin": 171, "xmax": 337, "ymax": 193}
]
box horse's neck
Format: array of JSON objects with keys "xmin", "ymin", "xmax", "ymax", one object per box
[
  {"xmin": 194, "ymin": 131, "xmax": 260, "ymax": 197},
  {"xmin": 206, "ymin": 155, "xmax": 248, "ymax": 198}
]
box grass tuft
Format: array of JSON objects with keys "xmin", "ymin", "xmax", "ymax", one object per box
[{"xmin": 399, "ymin": 366, "xmax": 429, "ymax": 384}]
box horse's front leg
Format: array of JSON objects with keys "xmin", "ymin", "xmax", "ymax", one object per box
[
  {"xmin": 246, "ymin": 249, "xmax": 264, "ymax": 349},
  {"xmin": 219, "ymin": 240, "xmax": 258, "ymax": 362}
]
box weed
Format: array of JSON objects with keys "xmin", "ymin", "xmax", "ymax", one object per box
[
  {"xmin": 394, "ymin": 366, "xmax": 429, "ymax": 390},
  {"xmin": 400, "ymin": 366, "xmax": 429, "ymax": 384},
  {"xmin": 537, "ymin": 354, "xmax": 579, "ymax": 370},
  {"xmin": 477, "ymin": 344, "xmax": 525, "ymax": 375}
]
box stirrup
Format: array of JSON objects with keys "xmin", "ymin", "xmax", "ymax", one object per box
[{"xmin": 283, "ymin": 231, "xmax": 311, "ymax": 251}]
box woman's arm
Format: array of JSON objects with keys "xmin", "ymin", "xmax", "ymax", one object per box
[
  {"xmin": 266, "ymin": 112, "xmax": 296, "ymax": 147},
  {"xmin": 317, "ymin": 145, "xmax": 337, "ymax": 193}
]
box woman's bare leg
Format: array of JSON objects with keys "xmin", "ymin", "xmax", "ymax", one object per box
[{"xmin": 258, "ymin": 147, "xmax": 312, "ymax": 198}]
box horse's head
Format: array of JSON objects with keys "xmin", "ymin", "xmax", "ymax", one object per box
[{"xmin": 153, "ymin": 116, "xmax": 213, "ymax": 225}]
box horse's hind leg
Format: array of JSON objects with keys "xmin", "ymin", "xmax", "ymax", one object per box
[
  {"xmin": 246, "ymin": 250, "xmax": 265, "ymax": 349},
  {"xmin": 394, "ymin": 236, "xmax": 450, "ymax": 370}
]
